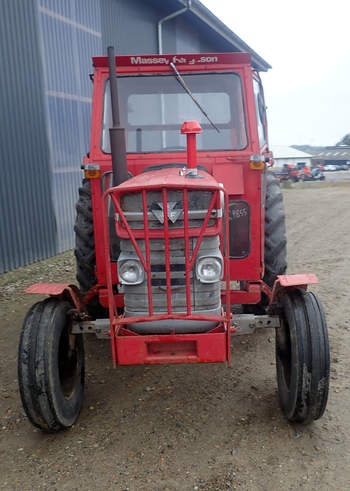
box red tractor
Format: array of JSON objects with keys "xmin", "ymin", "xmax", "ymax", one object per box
[
  {"xmin": 18, "ymin": 48, "xmax": 329, "ymax": 432},
  {"xmin": 273, "ymin": 164, "xmax": 301, "ymax": 182}
]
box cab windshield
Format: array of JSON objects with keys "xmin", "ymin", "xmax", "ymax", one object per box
[{"xmin": 102, "ymin": 72, "xmax": 247, "ymax": 153}]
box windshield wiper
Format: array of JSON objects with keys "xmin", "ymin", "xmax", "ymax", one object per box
[{"xmin": 169, "ymin": 62, "xmax": 220, "ymax": 133}]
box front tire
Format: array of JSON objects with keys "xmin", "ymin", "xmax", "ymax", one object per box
[
  {"xmin": 276, "ymin": 289, "xmax": 330, "ymax": 424},
  {"xmin": 18, "ymin": 299, "xmax": 85, "ymax": 432}
]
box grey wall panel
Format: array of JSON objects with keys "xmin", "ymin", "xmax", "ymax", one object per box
[
  {"xmin": 174, "ymin": 13, "xmax": 234, "ymax": 54},
  {"xmin": 38, "ymin": 0, "xmax": 102, "ymax": 253},
  {"xmin": 154, "ymin": 7, "xmax": 233, "ymax": 55},
  {"xmin": 0, "ymin": 0, "xmax": 57, "ymax": 273},
  {"xmin": 174, "ymin": 16, "xmax": 201, "ymax": 53},
  {"xmin": 101, "ymin": 0, "xmax": 171, "ymax": 54}
]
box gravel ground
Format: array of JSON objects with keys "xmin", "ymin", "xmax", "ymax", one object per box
[
  {"xmin": 0, "ymin": 182, "xmax": 350, "ymax": 490},
  {"xmin": 323, "ymin": 170, "xmax": 350, "ymax": 182}
]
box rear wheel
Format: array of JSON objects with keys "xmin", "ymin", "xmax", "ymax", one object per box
[
  {"xmin": 18, "ymin": 299, "xmax": 85, "ymax": 432},
  {"xmin": 74, "ymin": 179, "xmax": 108, "ymax": 317},
  {"xmin": 264, "ymin": 172, "xmax": 287, "ymax": 287},
  {"xmin": 276, "ymin": 289, "xmax": 330, "ymax": 424},
  {"xmin": 244, "ymin": 173, "xmax": 287, "ymax": 313},
  {"xmin": 74, "ymin": 179, "xmax": 97, "ymax": 292}
]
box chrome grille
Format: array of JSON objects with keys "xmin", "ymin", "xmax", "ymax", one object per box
[
  {"xmin": 120, "ymin": 236, "xmax": 220, "ymax": 313},
  {"xmin": 120, "ymin": 190, "xmax": 216, "ymax": 229}
]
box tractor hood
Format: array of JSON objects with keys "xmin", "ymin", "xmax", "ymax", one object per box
[{"xmin": 116, "ymin": 166, "xmax": 220, "ymax": 192}]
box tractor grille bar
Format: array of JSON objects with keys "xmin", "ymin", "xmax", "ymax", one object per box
[
  {"xmin": 119, "ymin": 189, "xmax": 219, "ymax": 318},
  {"xmin": 162, "ymin": 188, "xmax": 172, "ymax": 314},
  {"xmin": 142, "ymin": 190, "xmax": 152, "ymax": 315},
  {"xmin": 103, "ymin": 181, "xmax": 230, "ymax": 336}
]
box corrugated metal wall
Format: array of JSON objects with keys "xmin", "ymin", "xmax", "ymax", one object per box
[
  {"xmin": 100, "ymin": 0, "xmax": 224, "ymax": 56},
  {"xmin": 0, "ymin": 0, "xmax": 57, "ymax": 272},
  {"xmin": 0, "ymin": 0, "xmax": 235, "ymax": 273},
  {"xmin": 101, "ymin": 0, "xmax": 164, "ymax": 54},
  {"xmin": 38, "ymin": 0, "xmax": 102, "ymax": 252}
]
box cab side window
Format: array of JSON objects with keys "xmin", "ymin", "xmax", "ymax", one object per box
[{"xmin": 253, "ymin": 79, "xmax": 266, "ymax": 148}]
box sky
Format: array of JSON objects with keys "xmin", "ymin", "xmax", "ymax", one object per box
[{"xmin": 201, "ymin": 0, "xmax": 350, "ymax": 146}]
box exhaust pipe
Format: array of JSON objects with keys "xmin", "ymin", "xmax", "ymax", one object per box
[{"xmin": 107, "ymin": 46, "xmax": 128, "ymax": 186}]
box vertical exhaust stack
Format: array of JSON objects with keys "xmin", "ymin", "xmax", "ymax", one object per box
[
  {"xmin": 181, "ymin": 120, "xmax": 202, "ymax": 176},
  {"xmin": 107, "ymin": 46, "xmax": 128, "ymax": 186}
]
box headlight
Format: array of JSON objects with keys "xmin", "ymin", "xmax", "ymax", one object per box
[
  {"xmin": 118, "ymin": 259, "xmax": 144, "ymax": 285},
  {"xmin": 196, "ymin": 257, "xmax": 222, "ymax": 283}
]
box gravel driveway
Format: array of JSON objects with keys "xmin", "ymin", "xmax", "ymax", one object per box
[{"xmin": 1, "ymin": 182, "xmax": 349, "ymax": 490}]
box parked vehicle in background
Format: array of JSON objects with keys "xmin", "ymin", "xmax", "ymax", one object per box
[
  {"xmin": 337, "ymin": 163, "xmax": 350, "ymax": 170},
  {"xmin": 324, "ymin": 164, "xmax": 338, "ymax": 171},
  {"xmin": 302, "ymin": 166, "xmax": 325, "ymax": 181},
  {"xmin": 273, "ymin": 164, "xmax": 301, "ymax": 182}
]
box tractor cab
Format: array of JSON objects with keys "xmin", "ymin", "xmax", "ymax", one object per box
[{"xmin": 86, "ymin": 53, "xmax": 268, "ymax": 292}]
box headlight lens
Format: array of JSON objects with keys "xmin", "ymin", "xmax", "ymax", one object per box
[
  {"xmin": 118, "ymin": 259, "xmax": 144, "ymax": 285},
  {"xmin": 196, "ymin": 257, "xmax": 222, "ymax": 283}
]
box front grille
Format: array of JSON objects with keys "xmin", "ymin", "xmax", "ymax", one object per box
[
  {"xmin": 150, "ymin": 258, "xmax": 189, "ymax": 287},
  {"xmin": 117, "ymin": 187, "xmax": 222, "ymax": 332},
  {"xmin": 120, "ymin": 236, "xmax": 220, "ymax": 314},
  {"xmin": 120, "ymin": 190, "xmax": 216, "ymax": 229}
]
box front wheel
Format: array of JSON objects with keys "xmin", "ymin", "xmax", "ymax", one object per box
[
  {"xmin": 18, "ymin": 299, "xmax": 85, "ymax": 432},
  {"xmin": 276, "ymin": 289, "xmax": 330, "ymax": 424}
]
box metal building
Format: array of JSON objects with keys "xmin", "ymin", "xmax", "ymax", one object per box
[
  {"xmin": 311, "ymin": 146, "xmax": 350, "ymax": 169},
  {"xmin": 270, "ymin": 146, "xmax": 313, "ymax": 169},
  {"xmin": 0, "ymin": 0, "xmax": 269, "ymax": 273}
]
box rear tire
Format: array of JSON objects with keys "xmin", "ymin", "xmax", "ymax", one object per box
[
  {"xmin": 18, "ymin": 299, "xmax": 85, "ymax": 432},
  {"xmin": 264, "ymin": 172, "xmax": 287, "ymax": 288},
  {"xmin": 74, "ymin": 180, "xmax": 108, "ymax": 317},
  {"xmin": 74, "ymin": 179, "xmax": 97, "ymax": 292},
  {"xmin": 276, "ymin": 289, "xmax": 330, "ymax": 424},
  {"xmin": 244, "ymin": 173, "xmax": 287, "ymax": 314}
]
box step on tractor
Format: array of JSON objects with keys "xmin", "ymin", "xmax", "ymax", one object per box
[{"xmin": 18, "ymin": 47, "xmax": 330, "ymax": 432}]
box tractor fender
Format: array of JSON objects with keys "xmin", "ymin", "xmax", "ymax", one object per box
[
  {"xmin": 269, "ymin": 274, "xmax": 318, "ymax": 306},
  {"xmin": 25, "ymin": 283, "xmax": 85, "ymax": 312}
]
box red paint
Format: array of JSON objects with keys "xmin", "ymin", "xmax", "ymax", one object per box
[
  {"xmin": 115, "ymin": 331, "xmax": 227, "ymax": 365},
  {"xmin": 25, "ymin": 283, "xmax": 72, "ymax": 295},
  {"xmin": 25, "ymin": 283, "xmax": 84, "ymax": 312},
  {"xmin": 213, "ymin": 164, "xmax": 244, "ymax": 195},
  {"xmin": 142, "ymin": 189, "xmax": 153, "ymax": 316},
  {"xmin": 270, "ymin": 274, "xmax": 319, "ymax": 305},
  {"xmin": 92, "ymin": 52, "xmax": 251, "ymax": 70},
  {"xmin": 183, "ymin": 189, "xmax": 191, "ymax": 315},
  {"xmin": 181, "ymin": 121, "xmax": 202, "ymax": 170},
  {"xmin": 277, "ymin": 273, "xmax": 318, "ymax": 287},
  {"xmin": 221, "ymin": 282, "xmax": 262, "ymax": 305}
]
